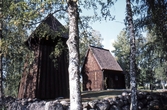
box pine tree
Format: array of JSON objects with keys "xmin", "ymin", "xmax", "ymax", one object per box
[{"xmin": 112, "ymin": 30, "xmax": 130, "ymax": 88}]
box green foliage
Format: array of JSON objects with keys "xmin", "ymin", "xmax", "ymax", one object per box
[
  {"xmin": 154, "ymin": 62, "xmax": 167, "ymax": 81},
  {"xmin": 4, "ymin": 73, "xmax": 21, "ymax": 97},
  {"xmin": 1, "ymin": 0, "xmax": 38, "ymax": 96},
  {"xmin": 135, "ymin": 0, "xmax": 167, "ymax": 60},
  {"xmin": 112, "ymin": 30, "xmax": 130, "ymax": 71},
  {"xmin": 112, "ymin": 29, "xmax": 146, "ymax": 89},
  {"xmin": 2, "ymin": 19, "xmax": 29, "ymax": 96},
  {"xmin": 117, "ymin": 0, "xmax": 167, "ymax": 90},
  {"xmin": 50, "ymin": 38, "xmax": 66, "ymax": 68},
  {"xmin": 1, "ymin": 0, "xmax": 116, "ymax": 97},
  {"xmin": 112, "ymin": 30, "xmax": 130, "ymax": 88},
  {"xmin": 138, "ymin": 30, "xmax": 167, "ymax": 88}
]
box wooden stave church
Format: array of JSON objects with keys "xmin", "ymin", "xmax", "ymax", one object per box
[
  {"xmin": 81, "ymin": 46, "xmax": 125, "ymax": 91},
  {"xmin": 18, "ymin": 14, "xmax": 69, "ymax": 99}
]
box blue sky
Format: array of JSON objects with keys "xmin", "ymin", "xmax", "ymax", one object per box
[
  {"xmin": 90, "ymin": 1, "xmax": 126, "ymax": 52},
  {"xmin": 58, "ymin": 1, "xmax": 126, "ymax": 52}
]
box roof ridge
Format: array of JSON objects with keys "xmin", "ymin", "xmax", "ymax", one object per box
[
  {"xmin": 89, "ymin": 45, "xmax": 109, "ymax": 51},
  {"xmin": 42, "ymin": 13, "xmax": 62, "ymax": 26}
]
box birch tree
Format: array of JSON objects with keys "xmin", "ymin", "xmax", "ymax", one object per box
[
  {"xmin": 66, "ymin": 1, "xmax": 114, "ymax": 109},
  {"xmin": 126, "ymin": 0, "xmax": 137, "ymax": 110},
  {"xmin": 66, "ymin": 0, "xmax": 82, "ymax": 110},
  {"xmin": 0, "ymin": 0, "xmax": 3, "ymax": 100}
]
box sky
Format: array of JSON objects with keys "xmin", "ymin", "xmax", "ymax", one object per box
[
  {"xmin": 58, "ymin": 1, "xmax": 126, "ymax": 53},
  {"xmin": 88, "ymin": 1, "xmax": 126, "ymax": 52}
]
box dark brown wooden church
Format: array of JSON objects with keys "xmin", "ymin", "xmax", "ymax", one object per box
[
  {"xmin": 18, "ymin": 14, "xmax": 69, "ymax": 99},
  {"xmin": 81, "ymin": 46, "xmax": 125, "ymax": 91}
]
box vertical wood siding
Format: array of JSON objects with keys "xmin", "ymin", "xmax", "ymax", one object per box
[
  {"xmin": 83, "ymin": 50, "xmax": 103, "ymax": 91},
  {"xmin": 18, "ymin": 39, "xmax": 69, "ymax": 99}
]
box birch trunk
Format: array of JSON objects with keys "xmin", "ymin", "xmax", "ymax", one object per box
[
  {"xmin": 67, "ymin": 0, "xmax": 82, "ymax": 110},
  {"xmin": 126, "ymin": 0, "xmax": 137, "ymax": 110},
  {"xmin": 0, "ymin": 0, "xmax": 3, "ymax": 99}
]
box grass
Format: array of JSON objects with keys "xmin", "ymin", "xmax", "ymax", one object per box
[
  {"xmin": 81, "ymin": 89, "xmax": 127, "ymax": 102},
  {"xmin": 61, "ymin": 89, "xmax": 167, "ymax": 102},
  {"xmin": 81, "ymin": 89, "xmax": 167, "ymax": 102}
]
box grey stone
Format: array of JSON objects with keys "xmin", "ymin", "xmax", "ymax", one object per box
[
  {"xmin": 109, "ymin": 105, "xmax": 121, "ymax": 110},
  {"xmin": 3, "ymin": 91, "xmax": 167, "ymax": 110},
  {"xmin": 123, "ymin": 100, "xmax": 129, "ymax": 105},
  {"xmin": 7, "ymin": 102, "xmax": 25, "ymax": 110},
  {"xmin": 117, "ymin": 99, "xmax": 124, "ymax": 107},
  {"xmin": 137, "ymin": 101, "xmax": 144, "ymax": 110},
  {"xmin": 88, "ymin": 100, "xmax": 98, "ymax": 108},
  {"xmin": 60, "ymin": 100, "xmax": 69, "ymax": 106},
  {"xmin": 147, "ymin": 95, "xmax": 153, "ymax": 101},
  {"xmin": 122, "ymin": 92, "xmax": 128, "ymax": 96},
  {"xmin": 48, "ymin": 102, "xmax": 64, "ymax": 110},
  {"xmin": 82, "ymin": 102, "xmax": 90, "ymax": 108},
  {"xmin": 27, "ymin": 101, "xmax": 45, "ymax": 110},
  {"xmin": 121, "ymin": 105, "xmax": 130, "ymax": 110},
  {"xmin": 95, "ymin": 100, "xmax": 110, "ymax": 110}
]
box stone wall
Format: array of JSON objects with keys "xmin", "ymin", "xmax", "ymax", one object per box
[{"xmin": 1, "ymin": 91, "xmax": 167, "ymax": 110}]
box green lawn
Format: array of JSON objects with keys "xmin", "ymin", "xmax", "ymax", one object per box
[
  {"xmin": 81, "ymin": 89, "xmax": 127, "ymax": 102},
  {"xmin": 81, "ymin": 89, "xmax": 167, "ymax": 102},
  {"xmin": 61, "ymin": 89, "xmax": 167, "ymax": 102}
]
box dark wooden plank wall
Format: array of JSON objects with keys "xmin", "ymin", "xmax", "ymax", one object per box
[
  {"xmin": 18, "ymin": 45, "xmax": 40, "ymax": 98},
  {"xmin": 18, "ymin": 62, "xmax": 28, "ymax": 98},
  {"xmin": 18, "ymin": 39, "xmax": 69, "ymax": 99},
  {"xmin": 85, "ymin": 70, "xmax": 103, "ymax": 91},
  {"xmin": 36, "ymin": 44, "xmax": 69, "ymax": 99},
  {"xmin": 104, "ymin": 70, "xmax": 125, "ymax": 89}
]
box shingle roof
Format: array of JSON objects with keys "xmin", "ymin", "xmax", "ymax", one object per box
[
  {"xmin": 90, "ymin": 46, "xmax": 123, "ymax": 71},
  {"xmin": 42, "ymin": 14, "xmax": 68, "ymax": 38},
  {"xmin": 28, "ymin": 14, "xmax": 68, "ymax": 39},
  {"xmin": 25, "ymin": 14, "xmax": 68, "ymax": 47}
]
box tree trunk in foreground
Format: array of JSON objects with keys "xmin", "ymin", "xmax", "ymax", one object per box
[
  {"xmin": 126, "ymin": 0, "xmax": 137, "ymax": 110},
  {"xmin": 0, "ymin": 0, "xmax": 3, "ymax": 99},
  {"xmin": 67, "ymin": 0, "xmax": 82, "ymax": 110}
]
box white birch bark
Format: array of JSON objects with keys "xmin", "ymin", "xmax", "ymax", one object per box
[
  {"xmin": 126, "ymin": 0, "xmax": 137, "ymax": 110},
  {"xmin": 67, "ymin": 0, "xmax": 82, "ymax": 110},
  {"xmin": 0, "ymin": 0, "xmax": 3, "ymax": 99}
]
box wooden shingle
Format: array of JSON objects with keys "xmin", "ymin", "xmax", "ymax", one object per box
[{"xmin": 90, "ymin": 46, "xmax": 123, "ymax": 71}]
